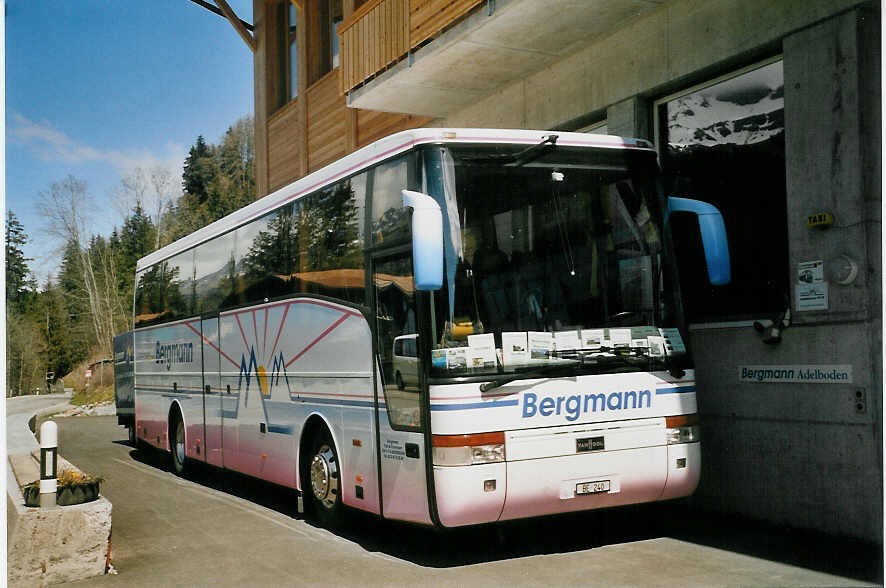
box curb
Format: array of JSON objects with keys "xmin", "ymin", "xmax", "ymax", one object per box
[{"xmin": 6, "ymin": 400, "xmax": 113, "ymax": 586}]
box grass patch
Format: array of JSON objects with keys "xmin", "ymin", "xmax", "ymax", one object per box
[{"xmin": 70, "ymin": 385, "xmax": 114, "ymax": 406}]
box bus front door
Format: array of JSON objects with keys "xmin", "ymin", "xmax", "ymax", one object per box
[
  {"xmin": 201, "ymin": 316, "xmax": 224, "ymax": 467},
  {"xmin": 372, "ymin": 251, "xmax": 432, "ymax": 525}
]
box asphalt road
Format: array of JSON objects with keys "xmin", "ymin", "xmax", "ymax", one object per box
[
  {"xmin": 6, "ymin": 394, "xmax": 73, "ymax": 454},
  {"xmin": 50, "ymin": 415, "xmax": 880, "ymax": 587}
]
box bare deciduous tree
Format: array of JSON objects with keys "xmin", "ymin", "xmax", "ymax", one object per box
[
  {"xmin": 5, "ymin": 309, "xmax": 48, "ymax": 396},
  {"xmin": 115, "ymin": 165, "xmax": 178, "ymax": 250},
  {"xmin": 37, "ymin": 175, "xmax": 123, "ymax": 356}
]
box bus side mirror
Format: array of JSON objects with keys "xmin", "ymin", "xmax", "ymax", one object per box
[
  {"xmin": 668, "ymin": 197, "xmax": 731, "ymax": 286},
  {"xmin": 402, "ymin": 190, "xmax": 443, "ymax": 290}
]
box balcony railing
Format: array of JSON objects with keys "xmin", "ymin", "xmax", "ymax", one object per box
[{"xmin": 338, "ymin": 0, "xmax": 484, "ymax": 94}]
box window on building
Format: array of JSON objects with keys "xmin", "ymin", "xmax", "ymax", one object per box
[
  {"xmin": 656, "ymin": 59, "xmax": 787, "ymax": 323},
  {"xmin": 311, "ymin": 0, "xmax": 343, "ymax": 84},
  {"xmin": 331, "ymin": 2, "xmax": 342, "ymax": 69},
  {"xmin": 287, "ymin": 3, "xmax": 298, "ymax": 99}
]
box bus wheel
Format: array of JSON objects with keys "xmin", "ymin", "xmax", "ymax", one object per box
[
  {"xmin": 308, "ymin": 430, "xmax": 342, "ymax": 527},
  {"xmin": 170, "ymin": 410, "xmax": 187, "ymax": 476},
  {"xmin": 128, "ymin": 425, "xmax": 136, "ymax": 446}
]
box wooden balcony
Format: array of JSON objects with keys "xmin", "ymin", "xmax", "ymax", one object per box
[{"xmin": 338, "ymin": 0, "xmax": 484, "ymax": 95}]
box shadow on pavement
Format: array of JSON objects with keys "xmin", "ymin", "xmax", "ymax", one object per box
[{"xmin": 124, "ymin": 442, "xmax": 882, "ymax": 583}]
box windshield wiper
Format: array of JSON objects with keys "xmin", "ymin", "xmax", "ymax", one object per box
[
  {"xmin": 458, "ymin": 135, "xmax": 558, "ymax": 167},
  {"xmin": 478, "ymin": 348, "xmax": 683, "ymax": 392},
  {"xmin": 479, "ymin": 361, "xmax": 577, "ymax": 392}
]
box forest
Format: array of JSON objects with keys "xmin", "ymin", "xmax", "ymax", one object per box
[{"xmin": 5, "ymin": 116, "xmax": 255, "ymax": 397}]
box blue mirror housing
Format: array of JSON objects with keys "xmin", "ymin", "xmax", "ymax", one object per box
[
  {"xmin": 668, "ymin": 197, "xmax": 732, "ymax": 286},
  {"xmin": 402, "ymin": 190, "xmax": 444, "ymax": 290}
]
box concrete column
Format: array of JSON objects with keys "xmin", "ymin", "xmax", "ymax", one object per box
[
  {"xmin": 784, "ymin": 10, "xmax": 874, "ymax": 323},
  {"xmin": 605, "ymin": 97, "xmax": 651, "ymax": 140}
]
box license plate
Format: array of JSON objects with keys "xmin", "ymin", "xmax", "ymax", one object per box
[
  {"xmin": 576, "ymin": 436, "xmax": 604, "ymax": 452},
  {"xmin": 576, "ymin": 480, "xmax": 611, "ymax": 495}
]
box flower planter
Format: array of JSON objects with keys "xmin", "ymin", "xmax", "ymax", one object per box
[{"xmin": 22, "ymin": 480, "xmax": 101, "ymax": 507}]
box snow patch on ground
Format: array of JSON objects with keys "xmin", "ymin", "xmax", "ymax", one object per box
[{"xmin": 58, "ymin": 402, "xmax": 117, "ymax": 417}]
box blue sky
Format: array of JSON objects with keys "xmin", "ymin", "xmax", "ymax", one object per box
[{"xmin": 6, "ymin": 0, "xmax": 255, "ymax": 281}]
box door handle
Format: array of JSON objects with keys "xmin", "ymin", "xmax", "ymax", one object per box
[{"xmin": 405, "ymin": 443, "xmax": 420, "ymax": 459}]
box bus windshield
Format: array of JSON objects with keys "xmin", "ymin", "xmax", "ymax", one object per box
[{"xmin": 424, "ymin": 143, "xmax": 687, "ymax": 380}]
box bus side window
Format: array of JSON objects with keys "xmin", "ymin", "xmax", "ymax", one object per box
[
  {"xmin": 291, "ymin": 175, "xmax": 366, "ymax": 305},
  {"xmin": 165, "ymin": 251, "xmax": 194, "ymax": 321},
  {"xmin": 374, "ymin": 254, "xmax": 422, "ymax": 430},
  {"xmin": 370, "ymin": 157, "xmax": 410, "ymax": 245},
  {"xmin": 238, "ymin": 208, "xmax": 291, "ymax": 303},
  {"xmin": 194, "ymin": 230, "xmax": 236, "ymax": 314}
]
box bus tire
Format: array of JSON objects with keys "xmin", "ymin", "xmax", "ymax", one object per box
[
  {"xmin": 307, "ymin": 429, "xmax": 343, "ymax": 528},
  {"xmin": 170, "ymin": 409, "xmax": 187, "ymax": 476},
  {"xmin": 128, "ymin": 425, "xmax": 136, "ymax": 446}
]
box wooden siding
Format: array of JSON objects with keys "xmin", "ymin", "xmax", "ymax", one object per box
[
  {"xmin": 266, "ymin": 75, "xmax": 431, "ymax": 192},
  {"xmin": 409, "ymin": 0, "xmax": 481, "ymax": 47},
  {"xmin": 268, "ymin": 99, "xmax": 302, "ymax": 191},
  {"xmin": 307, "ymin": 69, "xmax": 347, "ymax": 172},
  {"xmin": 356, "ymin": 109, "xmax": 433, "ymax": 148},
  {"xmin": 339, "ymin": 0, "xmax": 410, "ymax": 94},
  {"xmin": 339, "ymin": 0, "xmax": 482, "ymax": 93}
]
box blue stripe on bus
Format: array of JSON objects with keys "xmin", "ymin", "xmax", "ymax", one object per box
[
  {"xmin": 430, "ymin": 399, "xmax": 520, "ymax": 411},
  {"xmin": 655, "ymin": 386, "xmax": 696, "ymax": 395},
  {"xmin": 136, "ymin": 385, "xmax": 202, "ymax": 395},
  {"xmin": 296, "ymin": 397, "xmax": 378, "ymax": 409}
]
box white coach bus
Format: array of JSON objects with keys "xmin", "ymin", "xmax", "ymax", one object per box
[{"xmin": 130, "ymin": 128, "xmax": 730, "ymax": 528}]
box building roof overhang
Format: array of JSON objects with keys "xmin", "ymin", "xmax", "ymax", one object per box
[{"xmin": 348, "ymin": 0, "xmax": 666, "ymax": 118}]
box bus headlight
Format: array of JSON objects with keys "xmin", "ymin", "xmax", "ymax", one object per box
[
  {"xmin": 665, "ymin": 414, "xmax": 700, "ymax": 445},
  {"xmin": 432, "ymin": 432, "xmax": 505, "ymax": 466}
]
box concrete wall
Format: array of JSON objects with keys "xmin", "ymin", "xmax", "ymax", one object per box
[
  {"xmin": 439, "ymin": 0, "xmax": 881, "ymax": 541},
  {"xmin": 439, "ymin": 0, "xmax": 866, "ymax": 130}
]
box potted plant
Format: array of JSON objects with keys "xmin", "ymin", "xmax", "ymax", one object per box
[{"xmin": 22, "ymin": 468, "xmax": 102, "ymax": 507}]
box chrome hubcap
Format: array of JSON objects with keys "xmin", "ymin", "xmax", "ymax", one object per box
[
  {"xmin": 310, "ymin": 444, "xmax": 338, "ymax": 510},
  {"xmin": 175, "ymin": 421, "xmax": 185, "ymax": 466}
]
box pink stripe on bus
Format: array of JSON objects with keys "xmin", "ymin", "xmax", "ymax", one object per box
[{"xmin": 285, "ymin": 313, "xmax": 351, "ymax": 368}]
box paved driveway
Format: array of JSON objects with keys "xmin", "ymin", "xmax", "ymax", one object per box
[{"xmin": 47, "ymin": 415, "xmax": 881, "ymax": 587}]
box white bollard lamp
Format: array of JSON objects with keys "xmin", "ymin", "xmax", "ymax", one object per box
[{"xmin": 40, "ymin": 420, "xmax": 58, "ymax": 507}]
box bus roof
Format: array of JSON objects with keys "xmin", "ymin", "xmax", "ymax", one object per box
[{"xmin": 136, "ymin": 128, "xmax": 655, "ymax": 271}]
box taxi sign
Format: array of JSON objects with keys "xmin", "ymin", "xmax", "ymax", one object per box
[{"xmin": 806, "ymin": 212, "xmax": 833, "ymax": 228}]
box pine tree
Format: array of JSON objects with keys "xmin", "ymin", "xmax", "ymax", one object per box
[
  {"xmin": 182, "ymin": 135, "xmax": 217, "ymax": 203},
  {"xmin": 116, "ymin": 204, "xmax": 156, "ymax": 282},
  {"xmin": 5, "ymin": 210, "xmax": 36, "ymax": 310}
]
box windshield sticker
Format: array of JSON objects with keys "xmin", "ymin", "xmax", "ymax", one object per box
[
  {"xmin": 581, "ymin": 329, "xmax": 603, "ymax": 350},
  {"xmin": 434, "ymin": 325, "xmax": 689, "ymax": 374},
  {"xmin": 467, "ymin": 333, "xmax": 496, "ymax": 368},
  {"xmin": 502, "ymin": 332, "xmax": 529, "ymax": 366},
  {"xmin": 609, "ymin": 329, "xmax": 631, "ymax": 348},
  {"xmin": 647, "ymin": 336, "xmax": 666, "ymax": 357},
  {"xmin": 554, "ymin": 330, "xmax": 581, "ymax": 352},
  {"xmin": 528, "ymin": 332, "xmax": 554, "ymax": 359},
  {"xmin": 446, "ymin": 347, "xmax": 467, "ymax": 370},
  {"xmin": 659, "ymin": 328, "xmax": 686, "ymax": 354}
]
